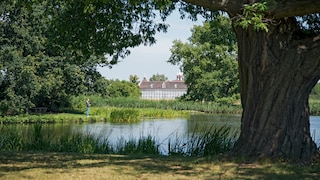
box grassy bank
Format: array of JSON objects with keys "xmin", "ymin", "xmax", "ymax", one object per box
[
  {"xmin": 2, "ymin": 95, "xmax": 320, "ymax": 124},
  {"xmin": 72, "ymin": 96, "xmax": 320, "ymax": 115},
  {"xmin": 0, "ymin": 107, "xmax": 190, "ymax": 124},
  {"xmin": 0, "ymin": 152, "xmax": 319, "ymax": 179},
  {"xmin": 71, "ymin": 96, "xmax": 243, "ymax": 114}
]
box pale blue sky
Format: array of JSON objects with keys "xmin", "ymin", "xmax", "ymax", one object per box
[{"xmin": 97, "ymin": 11, "xmax": 204, "ymax": 81}]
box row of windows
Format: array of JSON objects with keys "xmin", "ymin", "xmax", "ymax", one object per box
[
  {"xmin": 149, "ymin": 83, "xmax": 178, "ymax": 89},
  {"xmin": 141, "ymin": 90, "xmax": 186, "ymax": 99}
]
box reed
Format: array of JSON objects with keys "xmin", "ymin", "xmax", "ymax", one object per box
[
  {"xmin": 168, "ymin": 124, "xmax": 238, "ymax": 156},
  {"xmin": 109, "ymin": 108, "xmax": 140, "ymax": 123},
  {"xmin": 90, "ymin": 107, "xmax": 190, "ymax": 123},
  {"xmin": 71, "ymin": 95, "xmax": 243, "ymax": 114},
  {"xmin": 0, "ymin": 123, "xmax": 239, "ymax": 156},
  {"xmin": 53, "ymin": 132, "xmax": 112, "ymax": 154},
  {"xmin": 115, "ymin": 135, "xmax": 160, "ymax": 155},
  {"xmin": 0, "ymin": 125, "xmax": 24, "ymax": 151}
]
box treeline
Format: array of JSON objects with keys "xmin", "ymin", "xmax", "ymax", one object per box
[
  {"xmin": 2, "ymin": 1, "xmax": 320, "ymax": 117},
  {"xmin": 0, "ymin": 1, "xmax": 240, "ymax": 116},
  {"xmin": 0, "ymin": 2, "xmax": 144, "ymax": 115}
]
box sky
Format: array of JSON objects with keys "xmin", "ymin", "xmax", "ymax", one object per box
[{"xmin": 97, "ymin": 11, "xmax": 204, "ymax": 81}]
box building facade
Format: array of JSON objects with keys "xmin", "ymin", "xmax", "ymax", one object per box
[{"xmin": 139, "ymin": 74, "xmax": 187, "ymax": 100}]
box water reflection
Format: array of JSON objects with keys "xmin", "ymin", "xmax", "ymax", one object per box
[
  {"xmin": 78, "ymin": 114, "xmax": 320, "ymax": 150},
  {"xmin": 73, "ymin": 119, "xmax": 190, "ymax": 154},
  {"xmin": 310, "ymin": 116, "xmax": 320, "ymax": 144},
  {"xmin": 1, "ymin": 114, "xmax": 319, "ymax": 153}
]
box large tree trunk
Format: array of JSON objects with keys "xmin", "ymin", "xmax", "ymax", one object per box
[{"xmin": 232, "ymin": 17, "xmax": 320, "ymax": 162}]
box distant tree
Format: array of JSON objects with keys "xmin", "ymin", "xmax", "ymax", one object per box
[
  {"xmin": 86, "ymin": 69, "xmax": 109, "ymax": 97},
  {"xmin": 129, "ymin": 74, "xmax": 140, "ymax": 85},
  {"xmin": 168, "ymin": 15, "xmax": 239, "ymax": 104},
  {"xmin": 106, "ymin": 80, "xmax": 141, "ymax": 98},
  {"xmin": 149, "ymin": 73, "xmax": 168, "ymax": 81},
  {"xmin": 0, "ymin": 1, "xmax": 106, "ymax": 114},
  {"xmin": 311, "ymin": 83, "xmax": 320, "ymax": 96}
]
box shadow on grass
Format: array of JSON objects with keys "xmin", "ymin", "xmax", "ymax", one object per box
[{"xmin": 0, "ymin": 151, "xmax": 319, "ymax": 179}]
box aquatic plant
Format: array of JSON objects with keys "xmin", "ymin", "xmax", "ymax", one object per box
[{"xmin": 0, "ymin": 123, "xmax": 238, "ymax": 157}]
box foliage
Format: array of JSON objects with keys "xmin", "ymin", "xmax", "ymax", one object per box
[
  {"xmin": 0, "ymin": 1, "xmax": 108, "ymax": 115},
  {"xmin": 149, "ymin": 73, "xmax": 168, "ymax": 81},
  {"xmin": 297, "ymin": 14, "xmax": 320, "ymax": 35},
  {"xmin": 106, "ymin": 80, "xmax": 141, "ymax": 98},
  {"xmin": 85, "ymin": 68, "xmax": 110, "ymax": 97},
  {"xmin": 46, "ymin": 0, "xmax": 175, "ymax": 65},
  {"xmin": 235, "ymin": 2, "xmax": 269, "ymax": 32},
  {"xmin": 129, "ymin": 74, "xmax": 140, "ymax": 85},
  {"xmin": 168, "ymin": 15, "xmax": 239, "ymax": 104},
  {"xmin": 311, "ymin": 83, "xmax": 320, "ymax": 96}
]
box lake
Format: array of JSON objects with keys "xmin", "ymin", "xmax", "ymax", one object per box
[
  {"xmin": 74, "ymin": 114, "xmax": 320, "ymax": 153},
  {"xmin": 1, "ymin": 114, "xmax": 319, "ymax": 154}
]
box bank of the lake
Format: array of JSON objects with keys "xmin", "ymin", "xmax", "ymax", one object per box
[{"xmin": 0, "ymin": 107, "xmax": 191, "ymax": 124}]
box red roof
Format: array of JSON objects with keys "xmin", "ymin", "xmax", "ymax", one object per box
[{"xmin": 139, "ymin": 78, "xmax": 187, "ymax": 89}]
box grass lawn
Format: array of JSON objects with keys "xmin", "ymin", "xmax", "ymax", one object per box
[{"xmin": 0, "ymin": 152, "xmax": 319, "ymax": 179}]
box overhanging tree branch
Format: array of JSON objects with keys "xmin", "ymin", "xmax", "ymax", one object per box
[{"xmin": 181, "ymin": 0, "xmax": 320, "ymax": 18}]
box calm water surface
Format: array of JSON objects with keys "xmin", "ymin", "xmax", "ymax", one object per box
[
  {"xmin": 2, "ymin": 114, "xmax": 319, "ymax": 153},
  {"xmin": 74, "ymin": 114, "xmax": 320, "ymax": 152}
]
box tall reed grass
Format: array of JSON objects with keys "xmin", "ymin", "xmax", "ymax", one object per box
[
  {"xmin": 0, "ymin": 123, "xmax": 238, "ymax": 156},
  {"xmin": 72, "ymin": 95, "xmax": 320, "ymax": 116},
  {"xmin": 109, "ymin": 108, "xmax": 140, "ymax": 123},
  {"xmin": 90, "ymin": 107, "xmax": 190, "ymax": 123},
  {"xmin": 71, "ymin": 96, "xmax": 243, "ymax": 114},
  {"xmin": 167, "ymin": 124, "xmax": 238, "ymax": 156}
]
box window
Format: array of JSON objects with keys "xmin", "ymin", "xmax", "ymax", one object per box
[{"xmin": 162, "ymin": 82, "xmax": 166, "ymax": 88}]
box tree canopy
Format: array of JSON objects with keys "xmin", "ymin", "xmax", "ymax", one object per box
[
  {"xmin": 0, "ymin": 1, "xmax": 108, "ymax": 114},
  {"xmin": 2, "ymin": 0, "xmax": 320, "ymax": 162},
  {"xmin": 149, "ymin": 73, "xmax": 168, "ymax": 81},
  {"xmin": 129, "ymin": 74, "xmax": 140, "ymax": 85},
  {"xmin": 168, "ymin": 15, "xmax": 239, "ymax": 104},
  {"xmin": 106, "ymin": 80, "xmax": 141, "ymax": 98}
]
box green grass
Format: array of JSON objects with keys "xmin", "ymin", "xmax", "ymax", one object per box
[
  {"xmin": 0, "ymin": 152, "xmax": 319, "ymax": 179},
  {"xmin": 4, "ymin": 94, "xmax": 320, "ymax": 123},
  {"xmin": 0, "ymin": 113, "xmax": 105, "ymax": 124},
  {"xmin": 71, "ymin": 96, "xmax": 243, "ymax": 114},
  {"xmin": 0, "ymin": 107, "xmax": 190, "ymax": 124}
]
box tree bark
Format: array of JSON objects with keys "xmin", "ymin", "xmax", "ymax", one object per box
[
  {"xmin": 181, "ymin": 0, "xmax": 320, "ymax": 162},
  {"xmin": 231, "ymin": 17, "xmax": 320, "ymax": 162}
]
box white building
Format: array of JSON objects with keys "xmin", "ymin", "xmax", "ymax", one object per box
[{"xmin": 139, "ymin": 74, "xmax": 187, "ymax": 100}]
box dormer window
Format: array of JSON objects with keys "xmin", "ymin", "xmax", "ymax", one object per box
[{"xmin": 162, "ymin": 82, "xmax": 166, "ymax": 88}]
